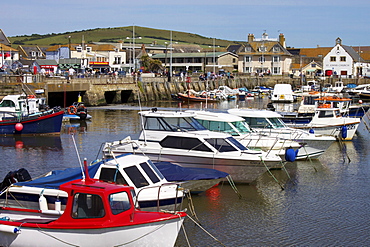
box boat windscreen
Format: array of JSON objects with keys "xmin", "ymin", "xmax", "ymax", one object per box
[{"xmin": 205, "ymin": 137, "xmax": 243, "ymax": 152}]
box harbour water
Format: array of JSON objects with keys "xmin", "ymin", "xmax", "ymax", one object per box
[{"xmin": 0, "ymin": 99, "xmax": 369, "ymax": 246}]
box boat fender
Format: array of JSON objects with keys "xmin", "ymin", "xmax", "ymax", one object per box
[
  {"xmin": 285, "ymin": 148, "xmax": 297, "ymax": 162},
  {"xmin": 309, "ymin": 129, "xmax": 315, "ymax": 134},
  {"xmin": 55, "ymin": 197, "xmax": 61, "ymax": 212},
  {"xmin": 15, "ymin": 123, "xmax": 23, "ymax": 132},
  {"xmin": 341, "ymin": 125, "xmax": 348, "ymax": 139},
  {"xmin": 39, "ymin": 190, "xmax": 48, "ymax": 212},
  {"xmin": 0, "ymin": 225, "xmax": 20, "ymax": 234}
]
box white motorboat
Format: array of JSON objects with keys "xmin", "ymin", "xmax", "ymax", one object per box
[
  {"xmin": 0, "ymin": 154, "xmax": 185, "ymax": 212},
  {"xmin": 187, "ymin": 110, "xmax": 325, "ymax": 160},
  {"xmin": 271, "ymin": 84, "xmax": 294, "ymax": 103},
  {"xmin": 291, "ymin": 97, "xmax": 361, "ymax": 140},
  {"xmin": 103, "ymin": 109, "xmax": 283, "ymax": 184},
  {"xmin": 228, "ymin": 108, "xmax": 336, "ymax": 156}
]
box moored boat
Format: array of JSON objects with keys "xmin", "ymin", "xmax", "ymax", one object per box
[
  {"xmin": 0, "ymin": 94, "xmax": 63, "ymax": 135},
  {"xmin": 0, "ymin": 164, "xmax": 186, "ymax": 247},
  {"xmin": 103, "ymin": 109, "xmax": 283, "ymax": 184}
]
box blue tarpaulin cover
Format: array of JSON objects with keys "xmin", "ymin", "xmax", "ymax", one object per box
[
  {"xmin": 15, "ymin": 162, "xmax": 101, "ymax": 189},
  {"xmin": 154, "ymin": 162, "xmax": 229, "ymax": 181}
]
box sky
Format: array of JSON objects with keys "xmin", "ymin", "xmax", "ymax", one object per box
[{"xmin": 1, "ymin": 0, "xmax": 370, "ymax": 48}]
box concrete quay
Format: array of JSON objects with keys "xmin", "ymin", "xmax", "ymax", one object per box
[{"xmin": 0, "ymin": 75, "xmax": 367, "ymax": 106}]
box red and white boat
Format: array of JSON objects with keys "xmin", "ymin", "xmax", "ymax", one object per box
[{"xmin": 0, "ymin": 164, "xmax": 186, "ymax": 247}]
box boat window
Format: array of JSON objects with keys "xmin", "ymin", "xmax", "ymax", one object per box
[
  {"xmin": 232, "ymin": 121, "xmax": 251, "ymax": 134},
  {"xmin": 109, "ymin": 191, "xmax": 131, "ymax": 215},
  {"xmin": 196, "ymin": 119, "xmax": 239, "ymax": 136},
  {"xmin": 147, "ymin": 160, "xmax": 165, "ymax": 180},
  {"xmin": 0, "ymin": 100, "xmax": 15, "ymax": 107},
  {"xmin": 72, "ymin": 193, "xmax": 105, "ymax": 219},
  {"xmin": 226, "ymin": 137, "xmax": 247, "ymax": 150},
  {"xmin": 160, "ymin": 136, "xmax": 212, "ymax": 152},
  {"xmin": 304, "ymin": 96, "xmax": 319, "ymax": 105},
  {"xmin": 99, "ymin": 168, "xmax": 128, "ymax": 185},
  {"xmin": 243, "ymin": 117, "xmax": 272, "ymax": 129},
  {"xmin": 269, "ymin": 118, "xmax": 285, "ymax": 128},
  {"xmin": 318, "ymin": 110, "xmax": 334, "ymax": 118},
  {"xmin": 205, "ymin": 138, "xmax": 238, "ymax": 152},
  {"xmin": 124, "ymin": 166, "xmax": 150, "ymax": 188},
  {"xmin": 145, "ymin": 117, "xmax": 173, "ymax": 131},
  {"xmin": 163, "ymin": 117, "xmax": 206, "ymax": 131},
  {"xmin": 139, "ymin": 162, "xmax": 160, "ymax": 183}
]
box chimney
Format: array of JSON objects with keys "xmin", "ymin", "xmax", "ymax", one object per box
[
  {"xmin": 248, "ymin": 34, "xmax": 254, "ymax": 43},
  {"xmin": 279, "ymin": 33, "xmax": 286, "ymax": 48}
]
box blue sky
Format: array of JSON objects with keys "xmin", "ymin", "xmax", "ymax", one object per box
[{"xmin": 2, "ymin": 0, "xmax": 369, "ymax": 48}]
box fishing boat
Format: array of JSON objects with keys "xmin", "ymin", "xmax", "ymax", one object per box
[
  {"xmin": 228, "ymin": 108, "xmax": 336, "ymax": 155},
  {"xmin": 0, "ymin": 94, "xmax": 64, "ymax": 135},
  {"xmin": 188, "ymin": 110, "xmax": 325, "ymax": 160},
  {"xmin": 0, "ymin": 154, "xmax": 185, "ymax": 212},
  {"xmin": 103, "ymin": 109, "xmax": 283, "ymax": 184},
  {"xmin": 63, "ymin": 94, "xmax": 92, "ymax": 121},
  {"xmin": 290, "ymin": 97, "xmax": 361, "ymax": 140},
  {"xmin": 0, "ymin": 161, "xmax": 186, "ymax": 247},
  {"xmin": 177, "ymin": 92, "xmax": 219, "ymax": 103}
]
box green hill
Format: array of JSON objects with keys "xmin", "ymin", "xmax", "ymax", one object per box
[{"xmin": 9, "ymin": 26, "xmax": 245, "ymax": 48}]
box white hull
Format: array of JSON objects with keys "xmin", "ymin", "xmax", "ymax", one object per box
[
  {"xmin": 294, "ymin": 123, "xmax": 359, "ymax": 140},
  {"xmin": 0, "ymin": 217, "xmax": 184, "ymax": 247},
  {"xmin": 356, "ymin": 109, "xmax": 370, "ymax": 138},
  {"xmin": 105, "ymin": 142, "xmax": 281, "ymax": 184}
]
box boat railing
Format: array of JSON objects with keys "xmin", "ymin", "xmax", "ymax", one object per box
[{"xmin": 134, "ymin": 182, "xmax": 186, "ymax": 213}]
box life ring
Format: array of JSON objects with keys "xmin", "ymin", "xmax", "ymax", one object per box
[
  {"xmin": 27, "ymin": 95, "xmax": 36, "ymax": 98},
  {"xmin": 67, "ymin": 106, "xmax": 77, "ymax": 114}
]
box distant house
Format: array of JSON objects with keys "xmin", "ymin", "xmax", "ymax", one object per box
[
  {"xmin": 323, "ymin": 38, "xmax": 370, "ymax": 78},
  {"xmin": 151, "ymin": 51, "xmax": 238, "ymax": 73},
  {"xmin": 0, "ymin": 29, "xmax": 11, "ymax": 46},
  {"xmin": 0, "ymin": 44, "xmax": 19, "ymax": 69},
  {"xmin": 17, "ymin": 45, "xmax": 46, "ymax": 60},
  {"xmin": 235, "ymin": 32, "xmax": 293, "ymax": 75}
]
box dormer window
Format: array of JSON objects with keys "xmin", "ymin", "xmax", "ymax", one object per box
[
  {"xmin": 245, "ymin": 47, "xmax": 251, "ymax": 52},
  {"xmin": 31, "ymin": 51, "xmax": 36, "ymax": 57},
  {"xmin": 259, "ymin": 46, "xmax": 267, "ymax": 52},
  {"xmin": 86, "ymin": 47, "xmax": 92, "ymax": 52},
  {"xmin": 273, "ymin": 46, "xmax": 280, "ymax": 52},
  {"xmin": 76, "ymin": 46, "xmax": 82, "ymax": 52}
]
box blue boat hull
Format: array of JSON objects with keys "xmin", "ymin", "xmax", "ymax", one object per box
[{"xmin": 0, "ymin": 110, "xmax": 64, "ymax": 135}]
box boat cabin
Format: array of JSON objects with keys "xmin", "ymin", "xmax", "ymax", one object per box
[{"xmin": 0, "ymin": 94, "xmax": 47, "ymax": 118}]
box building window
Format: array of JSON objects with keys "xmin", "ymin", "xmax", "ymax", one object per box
[
  {"xmin": 258, "ymin": 56, "xmax": 266, "ymax": 63},
  {"xmin": 86, "ymin": 47, "xmax": 92, "ymax": 52},
  {"xmin": 245, "ymin": 56, "xmax": 251, "ymax": 62},
  {"xmin": 259, "ymin": 46, "xmax": 267, "ymax": 52},
  {"xmin": 76, "ymin": 46, "xmax": 82, "ymax": 52},
  {"xmin": 114, "ymin": 56, "xmax": 122, "ymax": 64},
  {"xmin": 244, "ymin": 67, "xmax": 252, "ymax": 73},
  {"xmin": 31, "ymin": 51, "xmax": 36, "ymax": 57},
  {"xmin": 245, "ymin": 47, "xmax": 251, "ymax": 52},
  {"xmin": 273, "ymin": 67, "xmax": 280, "ymax": 74},
  {"xmin": 232, "ymin": 58, "xmax": 236, "ymax": 63},
  {"xmin": 273, "ymin": 56, "xmax": 280, "ymax": 62},
  {"xmin": 340, "ymin": 56, "xmax": 346, "ymax": 62},
  {"xmin": 330, "ymin": 56, "xmax": 336, "ymax": 62},
  {"xmin": 311, "ymin": 63, "xmax": 316, "ymax": 68}
]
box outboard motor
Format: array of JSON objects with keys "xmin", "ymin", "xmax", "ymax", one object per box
[{"xmin": 0, "ymin": 168, "xmax": 31, "ymax": 191}]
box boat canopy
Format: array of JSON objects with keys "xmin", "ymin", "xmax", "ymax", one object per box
[
  {"xmin": 15, "ymin": 162, "xmax": 100, "ymax": 189},
  {"xmin": 154, "ymin": 161, "xmax": 228, "ymax": 181}
]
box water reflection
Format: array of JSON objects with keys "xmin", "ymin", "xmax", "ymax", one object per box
[{"xmin": 0, "ymin": 135, "xmax": 62, "ymax": 151}]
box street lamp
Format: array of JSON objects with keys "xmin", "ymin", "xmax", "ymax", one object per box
[{"xmin": 126, "ymin": 26, "xmax": 142, "ymax": 74}]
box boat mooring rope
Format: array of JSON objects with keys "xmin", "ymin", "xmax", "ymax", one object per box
[
  {"xmin": 260, "ymin": 156, "xmax": 284, "ymax": 190},
  {"xmin": 186, "ymin": 215, "xmax": 226, "ymax": 247},
  {"xmin": 226, "ymin": 175, "xmax": 242, "ymax": 199}
]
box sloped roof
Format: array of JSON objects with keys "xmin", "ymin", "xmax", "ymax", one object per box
[{"xmin": 292, "ymin": 47, "xmax": 332, "ymax": 57}]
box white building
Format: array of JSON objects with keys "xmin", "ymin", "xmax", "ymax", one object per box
[{"xmin": 323, "ymin": 37, "xmax": 370, "ymax": 78}]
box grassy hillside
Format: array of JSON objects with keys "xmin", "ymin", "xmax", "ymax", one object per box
[{"xmin": 9, "ymin": 26, "xmax": 245, "ymax": 48}]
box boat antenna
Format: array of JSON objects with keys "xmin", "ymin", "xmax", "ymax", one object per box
[{"xmin": 71, "ymin": 134, "xmax": 85, "ymax": 180}]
